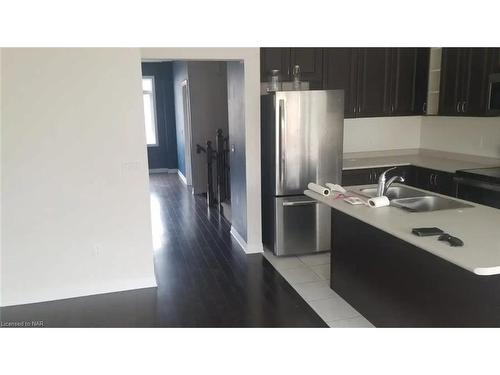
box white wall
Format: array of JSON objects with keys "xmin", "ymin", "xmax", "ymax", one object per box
[
  {"xmin": 0, "ymin": 47, "xmax": 3, "ymax": 305},
  {"xmin": 343, "ymin": 116, "xmax": 422, "ymax": 153},
  {"xmin": 421, "ymin": 116, "xmax": 500, "ymax": 158},
  {"xmin": 141, "ymin": 48, "xmax": 262, "ymax": 253},
  {"xmin": 1, "ymin": 48, "xmax": 157, "ymax": 306}
]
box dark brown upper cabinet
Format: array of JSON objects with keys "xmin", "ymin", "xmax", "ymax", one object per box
[
  {"xmin": 260, "ymin": 48, "xmax": 291, "ymax": 82},
  {"xmin": 439, "ymin": 48, "xmax": 462, "ymax": 115},
  {"xmin": 290, "ymin": 48, "xmax": 324, "ymax": 89},
  {"xmin": 356, "ymin": 48, "xmax": 392, "ymax": 117},
  {"xmin": 439, "ymin": 48, "xmax": 499, "ymax": 116},
  {"xmin": 260, "ymin": 48, "xmax": 324, "ymax": 88},
  {"xmin": 261, "ymin": 47, "xmax": 430, "ymax": 118},
  {"xmin": 489, "ymin": 48, "xmax": 500, "ymax": 73},
  {"xmin": 389, "ymin": 48, "xmax": 430, "ymax": 116},
  {"xmin": 322, "ymin": 48, "xmax": 357, "ymax": 117},
  {"xmin": 322, "ymin": 48, "xmax": 429, "ymax": 118}
]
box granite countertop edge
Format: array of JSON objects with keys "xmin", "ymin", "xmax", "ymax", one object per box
[{"xmin": 342, "ymin": 149, "xmax": 500, "ymax": 173}]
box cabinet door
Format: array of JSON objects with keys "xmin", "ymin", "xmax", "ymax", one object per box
[
  {"xmin": 488, "ymin": 48, "xmax": 500, "ymax": 73},
  {"xmin": 397, "ymin": 166, "xmax": 416, "ymax": 186},
  {"xmin": 356, "ymin": 48, "xmax": 392, "ymax": 117},
  {"xmin": 415, "ymin": 48, "xmax": 430, "ymax": 115},
  {"xmin": 342, "ymin": 169, "xmax": 375, "ymax": 186},
  {"xmin": 390, "ymin": 48, "xmax": 420, "ymax": 115},
  {"xmin": 290, "ymin": 48, "xmax": 324, "ymax": 89},
  {"xmin": 389, "ymin": 48, "xmax": 429, "ymax": 116},
  {"xmin": 323, "ymin": 48, "xmax": 357, "ymax": 118},
  {"xmin": 414, "ymin": 167, "xmax": 455, "ymax": 196},
  {"xmin": 433, "ymin": 171, "xmax": 455, "ymax": 196},
  {"xmin": 439, "ymin": 48, "xmax": 463, "ymax": 115},
  {"xmin": 461, "ymin": 48, "xmax": 491, "ymax": 115},
  {"xmin": 260, "ymin": 48, "xmax": 291, "ymax": 82},
  {"xmin": 414, "ymin": 167, "xmax": 435, "ymax": 192}
]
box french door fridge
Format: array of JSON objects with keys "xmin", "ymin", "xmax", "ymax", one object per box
[{"xmin": 261, "ymin": 90, "xmax": 344, "ymax": 256}]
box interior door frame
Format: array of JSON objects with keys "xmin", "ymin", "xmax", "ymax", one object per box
[{"xmin": 181, "ymin": 79, "xmax": 193, "ymax": 186}]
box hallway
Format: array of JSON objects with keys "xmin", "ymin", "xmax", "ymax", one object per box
[{"xmin": 0, "ymin": 174, "xmax": 326, "ymax": 327}]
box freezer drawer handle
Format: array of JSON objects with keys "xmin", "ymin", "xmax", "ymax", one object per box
[{"xmin": 282, "ymin": 200, "xmax": 318, "ymax": 206}]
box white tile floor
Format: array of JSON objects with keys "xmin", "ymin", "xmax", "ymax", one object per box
[{"xmin": 264, "ymin": 250, "xmax": 375, "ymax": 328}]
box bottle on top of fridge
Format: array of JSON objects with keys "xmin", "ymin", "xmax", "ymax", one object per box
[{"xmin": 292, "ymin": 65, "xmax": 301, "ymax": 90}]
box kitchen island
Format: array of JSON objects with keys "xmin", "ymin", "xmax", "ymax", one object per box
[{"xmin": 305, "ymin": 185, "xmax": 500, "ymax": 327}]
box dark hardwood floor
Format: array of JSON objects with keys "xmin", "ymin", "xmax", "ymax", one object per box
[{"xmin": 0, "ymin": 173, "xmax": 327, "ymax": 327}]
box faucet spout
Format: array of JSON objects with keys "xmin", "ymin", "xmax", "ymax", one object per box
[
  {"xmin": 384, "ymin": 175, "xmax": 405, "ymax": 195},
  {"xmin": 376, "ymin": 167, "xmax": 396, "ymax": 197},
  {"xmin": 376, "ymin": 167, "xmax": 405, "ymax": 197}
]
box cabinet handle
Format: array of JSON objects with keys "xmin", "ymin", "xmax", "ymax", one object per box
[
  {"xmin": 422, "ymin": 102, "xmax": 427, "ymax": 113},
  {"xmin": 391, "ymin": 104, "xmax": 394, "ymax": 113},
  {"xmin": 353, "ymin": 105, "xmax": 357, "ymax": 114},
  {"xmin": 456, "ymin": 102, "xmax": 461, "ymax": 113},
  {"xmin": 434, "ymin": 174, "xmax": 438, "ymax": 185},
  {"xmin": 358, "ymin": 104, "xmax": 361, "ymax": 113},
  {"xmin": 430, "ymin": 174, "xmax": 438, "ymax": 185},
  {"xmin": 462, "ymin": 101, "xmax": 467, "ymax": 113}
]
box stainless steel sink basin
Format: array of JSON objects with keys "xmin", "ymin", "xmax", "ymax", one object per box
[
  {"xmin": 357, "ymin": 185, "xmax": 425, "ymax": 200},
  {"xmin": 391, "ymin": 196, "xmax": 474, "ymax": 212},
  {"xmin": 352, "ymin": 184, "xmax": 474, "ymax": 212}
]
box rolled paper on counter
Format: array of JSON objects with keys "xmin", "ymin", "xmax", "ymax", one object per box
[
  {"xmin": 307, "ymin": 182, "xmax": 331, "ymax": 196},
  {"xmin": 326, "ymin": 183, "xmax": 346, "ymax": 194},
  {"xmin": 368, "ymin": 196, "xmax": 390, "ymax": 208}
]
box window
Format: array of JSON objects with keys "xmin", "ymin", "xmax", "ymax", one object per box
[{"xmin": 142, "ymin": 77, "xmax": 158, "ymax": 146}]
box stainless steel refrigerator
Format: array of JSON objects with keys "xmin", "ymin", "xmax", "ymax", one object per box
[{"xmin": 261, "ymin": 90, "xmax": 344, "ymax": 256}]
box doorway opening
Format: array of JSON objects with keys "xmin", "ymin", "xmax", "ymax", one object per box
[{"xmin": 140, "ymin": 60, "xmax": 244, "ymax": 228}]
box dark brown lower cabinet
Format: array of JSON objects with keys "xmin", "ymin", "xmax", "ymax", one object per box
[
  {"xmin": 331, "ymin": 210, "xmax": 500, "ymax": 327},
  {"xmin": 342, "ymin": 168, "xmax": 379, "ymax": 186},
  {"xmin": 414, "ymin": 167, "xmax": 455, "ymax": 196},
  {"xmin": 342, "ymin": 166, "xmax": 414, "ymax": 187}
]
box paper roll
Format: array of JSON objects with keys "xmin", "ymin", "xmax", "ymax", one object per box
[
  {"xmin": 308, "ymin": 182, "xmax": 330, "ymax": 196},
  {"xmin": 368, "ymin": 196, "xmax": 390, "ymax": 208},
  {"xmin": 326, "ymin": 183, "xmax": 346, "ymax": 194}
]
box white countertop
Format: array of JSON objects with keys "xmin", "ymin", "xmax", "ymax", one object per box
[
  {"xmin": 305, "ymin": 185, "xmax": 500, "ymax": 276},
  {"xmin": 343, "ymin": 149, "xmax": 500, "ymax": 173}
]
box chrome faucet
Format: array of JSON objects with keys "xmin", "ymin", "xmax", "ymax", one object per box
[{"xmin": 377, "ymin": 167, "xmax": 405, "ymax": 197}]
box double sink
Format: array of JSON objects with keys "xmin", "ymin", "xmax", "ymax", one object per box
[{"xmin": 354, "ymin": 185, "xmax": 474, "ymax": 212}]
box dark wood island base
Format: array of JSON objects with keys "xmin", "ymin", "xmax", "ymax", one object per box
[{"xmin": 331, "ymin": 209, "xmax": 500, "ymax": 327}]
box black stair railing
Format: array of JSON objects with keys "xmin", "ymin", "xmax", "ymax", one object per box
[{"xmin": 196, "ymin": 129, "xmax": 230, "ymax": 209}]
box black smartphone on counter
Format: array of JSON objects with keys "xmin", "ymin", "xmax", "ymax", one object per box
[{"xmin": 411, "ymin": 227, "xmax": 444, "ymax": 237}]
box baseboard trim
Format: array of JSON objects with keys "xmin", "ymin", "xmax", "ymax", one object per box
[
  {"xmin": 177, "ymin": 170, "xmax": 188, "ymax": 185},
  {"xmin": 1, "ymin": 276, "xmax": 158, "ymax": 307},
  {"xmin": 149, "ymin": 168, "xmax": 178, "ymax": 174},
  {"xmin": 230, "ymin": 226, "xmax": 263, "ymax": 254}
]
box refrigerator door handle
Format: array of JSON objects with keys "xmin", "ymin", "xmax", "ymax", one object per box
[
  {"xmin": 282, "ymin": 200, "xmax": 318, "ymax": 206},
  {"xmin": 279, "ymin": 98, "xmax": 286, "ymax": 191}
]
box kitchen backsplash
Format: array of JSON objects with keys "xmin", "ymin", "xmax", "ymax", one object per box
[
  {"xmin": 343, "ymin": 116, "xmax": 421, "ymax": 153},
  {"xmin": 420, "ymin": 116, "xmax": 500, "ymax": 159},
  {"xmin": 344, "ymin": 116, "xmax": 500, "ymax": 159}
]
